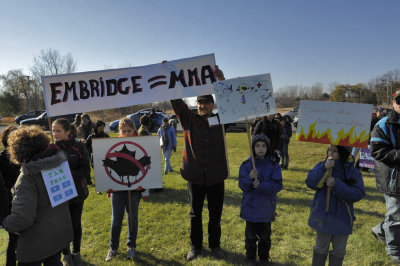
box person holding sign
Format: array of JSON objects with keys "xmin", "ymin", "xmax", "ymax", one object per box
[
  {"xmin": 105, "ymin": 117, "xmax": 147, "ymax": 262},
  {"xmin": 370, "ymin": 91, "xmax": 400, "ymax": 263},
  {"xmin": 306, "ymin": 145, "xmax": 365, "ymax": 265},
  {"xmin": 52, "ymin": 118, "xmax": 90, "ymax": 266},
  {"xmin": 171, "ymin": 95, "xmax": 228, "ymax": 261},
  {"xmin": 2, "ymin": 126, "xmax": 73, "ymax": 265},
  {"xmin": 239, "ymin": 134, "xmax": 282, "ymax": 265}
]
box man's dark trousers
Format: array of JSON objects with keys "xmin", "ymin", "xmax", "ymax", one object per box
[{"xmin": 188, "ymin": 181, "xmax": 224, "ymax": 250}]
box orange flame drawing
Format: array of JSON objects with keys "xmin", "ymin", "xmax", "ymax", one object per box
[{"xmin": 296, "ymin": 121, "xmax": 369, "ymax": 148}]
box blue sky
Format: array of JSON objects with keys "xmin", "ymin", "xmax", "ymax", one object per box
[{"xmin": 1, "ymin": 0, "xmax": 399, "ymax": 91}]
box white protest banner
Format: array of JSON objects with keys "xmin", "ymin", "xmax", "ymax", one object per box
[
  {"xmin": 92, "ymin": 136, "xmax": 162, "ymax": 192},
  {"xmin": 296, "ymin": 100, "xmax": 373, "ymax": 148},
  {"xmin": 42, "ymin": 54, "xmax": 216, "ymax": 117},
  {"xmin": 213, "ymin": 74, "xmax": 276, "ymax": 124},
  {"xmin": 41, "ymin": 161, "xmax": 77, "ymax": 207}
]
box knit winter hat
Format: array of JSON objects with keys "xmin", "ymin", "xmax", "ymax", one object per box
[{"xmin": 252, "ymin": 134, "xmax": 270, "ymax": 149}]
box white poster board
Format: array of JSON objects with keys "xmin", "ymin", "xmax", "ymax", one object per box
[
  {"xmin": 93, "ymin": 136, "xmax": 162, "ymax": 192},
  {"xmin": 213, "ymin": 74, "xmax": 276, "ymax": 124},
  {"xmin": 296, "ymin": 100, "xmax": 373, "ymax": 148},
  {"xmin": 41, "ymin": 161, "xmax": 77, "ymax": 207},
  {"xmin": 42, "ymin": 54, "xmax": 216, "ymax": 116}
]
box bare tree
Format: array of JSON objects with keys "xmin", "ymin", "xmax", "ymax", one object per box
[
  {"xmin": 31, "ymin": 48, "xmax": 77, "ymax": 80},
  {"xmin": 29, "ymin": 48, "xmax": 77, "ymax": 111}
]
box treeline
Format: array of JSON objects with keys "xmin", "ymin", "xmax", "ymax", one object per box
[
  {"xmin": 1, "ymin": 48, "xmax": 399, "ymax": 116},
  {"xmin": 275, "ymin": 69, "xmax": 400, "ymax": 108}
]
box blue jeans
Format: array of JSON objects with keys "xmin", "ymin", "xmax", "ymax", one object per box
[
  {"xmin": 109, "ymin": 191, "xmax": 141, "ymax": 250},
  {"xmin": 282, "ymin": 141, "xmax": 289, "ymax": 168},
  {"xmin": 373, "ymin": 194, "xmax": 400, "ymax": 256},
  {"xmin": 162, "ymin": 148, "xmax": 173, "ymax": 174}
]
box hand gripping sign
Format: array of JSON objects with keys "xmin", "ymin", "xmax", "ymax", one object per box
[
  {"xmin": 92, "ymin": 136, "xmax": 162, "ymax": 192},
  {"xmin": 296, "ymin": 100, "xmax": 372, "ymax": 212}
]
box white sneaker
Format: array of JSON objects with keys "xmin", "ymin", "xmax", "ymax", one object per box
[
  {"xmin": 126, "ymin": 246, "xmax": 136, "ymax": 260},
  {"xmin": 105, "ymin": 249, "xmax": 117, "ymax": 262}
]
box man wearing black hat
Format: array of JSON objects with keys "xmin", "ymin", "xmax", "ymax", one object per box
[
  {"xmin": 171, "ymin": 94, "xmax": 228, "ymax": 261},
  {"xmin": 370, "ymin": 90, "xmax": 400, "ymax": 263}
]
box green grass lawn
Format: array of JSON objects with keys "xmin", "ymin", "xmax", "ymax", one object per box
[{"xmin": 0, "ymin": 133, "xmax": 392, "ymax": 265}]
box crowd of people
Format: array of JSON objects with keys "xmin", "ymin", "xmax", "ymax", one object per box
[{"xmin": 0, "ymin": 91, "xmax": 399, "ymax": 265}]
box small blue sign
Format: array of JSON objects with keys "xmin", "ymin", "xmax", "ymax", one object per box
[
  {"xmin": 53, "ymin": 194, "xmax": 62, "ymax": 202},
  {"xmin": 65, "ymin": 189, "xmax": 74, "ymax": 196},
  {"xmin": 51, "ymin": 185, "xmax": 60, "ymax": 193},
  {"xmin": 62, "ymin": 180, "xmax": 71, "ymax": 188}
]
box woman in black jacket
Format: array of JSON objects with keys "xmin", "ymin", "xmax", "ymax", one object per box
[
  {"xmin": 52, "ymin": 118, "xmax": 90, "ymax": 266},
  {"xmin": 0, "ymin": 125, "xmax": 20, "ymax": 266}
]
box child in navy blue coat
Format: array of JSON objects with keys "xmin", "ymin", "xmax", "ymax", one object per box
[
  {"xmin": 306, "ymin": 145, "xmax": 365, "ymax": 266},
  {"xmin": 239, "ymin": 134, "xmax": 283, "ymax": 264}
]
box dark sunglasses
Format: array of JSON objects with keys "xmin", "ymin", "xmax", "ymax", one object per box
[{"xmin": 396, "ymin": 98, "xmax": 400, "ymax": 105}]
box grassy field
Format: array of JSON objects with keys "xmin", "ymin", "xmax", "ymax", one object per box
[{"xmin": 0, "ymin": 132, "xmax": 393, "ymax": 265}]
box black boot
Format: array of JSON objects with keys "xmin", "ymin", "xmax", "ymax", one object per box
[
  {"xmin": 328, "ymin": 252, "xmax": 344, "ymax": 266},
  {"xmin": 312, "ymin": 250, "xmax": 328, "ymax": 266},
  {"xmin": 258, "ymin": 239, "xmax": 271, "ymax": 263},
  {"xmin": 245, "ymin": 242, "xmax": 257, "ymax": 260}
]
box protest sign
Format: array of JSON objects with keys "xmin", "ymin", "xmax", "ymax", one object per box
[
  {"xmin": 92, "ymin": 136, "xmax": 162, "ymax": 192},
  {"xmin": 296, "ymin": 100, "xmax": 373, "ymax": 148},
  {"xmin": 359, "ymin": 146, "xmax": 375, "ymax": 169},
  {"xmin": 213, "ymin": 74, "xmax": 276, "ymax": 124},
  {"xmin": 42, "ymin": 54, "xmax": 216, "ymax": 117},
  {"xmin": 41, "ymin": 161, "xmax": 77, "ymax": 207}
]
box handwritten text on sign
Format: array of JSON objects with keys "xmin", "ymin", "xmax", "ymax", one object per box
[
  {"xmin": 41, "ymin": 161, "xmax": 77, "ymax": 207},
  {"xmin": 213, "ymin": 73, "xmax": 276, "ymax": 124},
  {"xmin": 296, "ymin": 100, "xmax": 373, "ymax": 148},
  {"xmin": 42, "ymin": 54, "xmax": 216, "ymax": 116}
]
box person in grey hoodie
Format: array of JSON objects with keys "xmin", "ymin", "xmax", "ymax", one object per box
[{"xmin": 1, "ymin": 126, "xmax": 73, "ymax": 265}]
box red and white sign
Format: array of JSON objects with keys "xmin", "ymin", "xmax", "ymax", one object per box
[{"xmin": 92, "ymin": 136, "xmax": 162, "ymax": 192}]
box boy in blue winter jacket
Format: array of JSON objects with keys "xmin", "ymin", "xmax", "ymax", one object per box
[
  {"xmin": 239, "ymin": 134, "xmax": 283, "ymax": 265},
  {"xmin": 306, "ymin": 145, "xmax": 365, "ymax": 266}
]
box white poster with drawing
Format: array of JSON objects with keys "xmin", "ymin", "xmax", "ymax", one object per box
[
  {"xmin": 296, "ymin": 100, "xmax": 373, "ymax": 148},
  {"xmin": 213, "ymin": 74, "xmax": 276, "ymax": 124},
  {"xmin": 41, "ymin": 161, "xmax": 77, "ymax": 207},
  {"xmin": 92, "ymin": 136, "xmax": 162, "ymax": 192}
]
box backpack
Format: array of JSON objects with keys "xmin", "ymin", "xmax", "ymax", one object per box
[{"xmin": 162, "ymin": 125, "xmax": 170, "ymax": 147}]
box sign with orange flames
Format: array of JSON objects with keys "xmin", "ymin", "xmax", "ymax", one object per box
[{"xmin": 296, "ymin": 101, "xmax": 373, "ymax": 148}]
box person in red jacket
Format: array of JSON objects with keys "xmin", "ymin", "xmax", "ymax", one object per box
[{"xmin": 171, "ymin": 94, "xmax": 228, "ymax": 261}]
